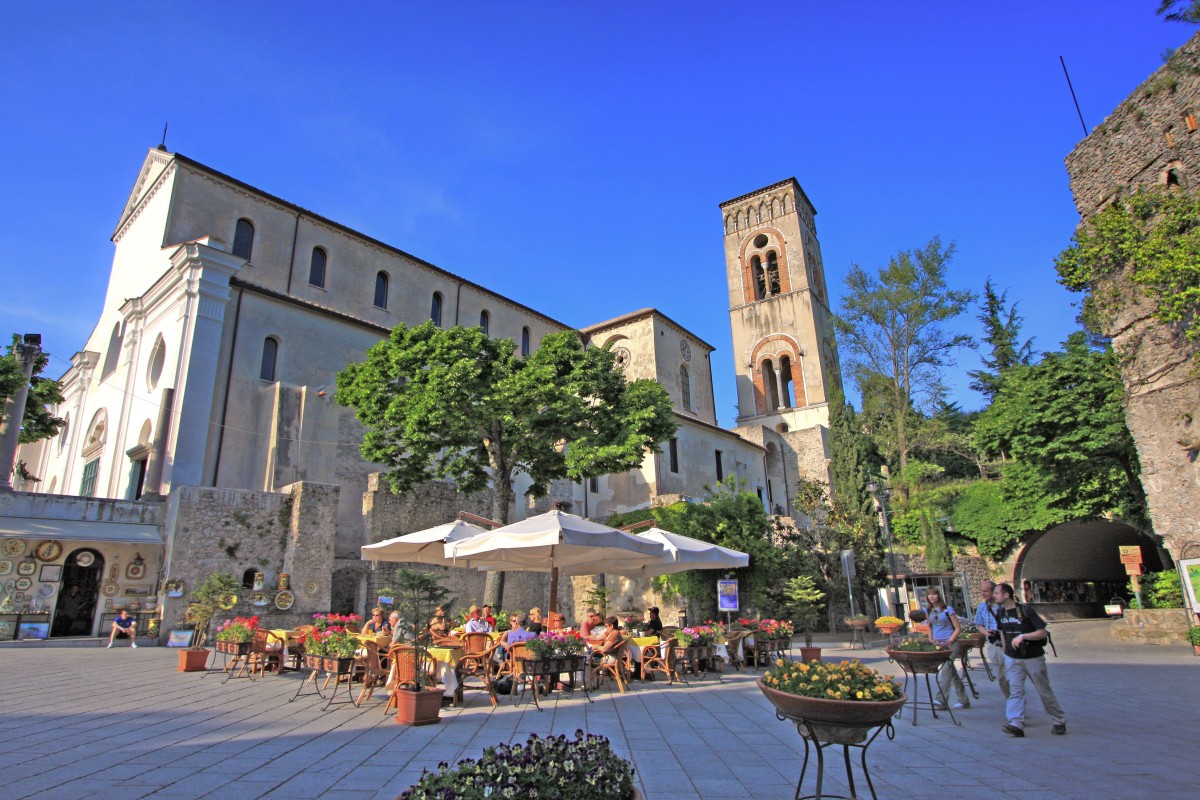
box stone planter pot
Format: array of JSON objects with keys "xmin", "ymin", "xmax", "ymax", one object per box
[
  {"xmin": 844, "ymin": 619, "xmax": 871, "ymax": 630},
  {"xmin": 757, "ymin": 678, "xmax": 906, "ymax": 744},
  {"xmin": 394, "ymin": 687, "xmax": 444, "ymax": 726},
  {"xmin": 875, "ymin": 623, "xmax": 903, "ymax": 635},
  {"xmin": 177, "ymin": 648, "xmax": 210, "ymax": 672},
  {"xmin": 798, "ymin": 646, "xmax": 822, "ymax": 663},
  {"xmin": 959, "ymin": 633, "xmax": 986, "ymax": 649},
  {"xmin": 215, "ymin": 640, "xmax": 251, "ymax": 656},
  {"xmin": 886, "ymin": 648, "xmax": 952, "ymax": 674}
]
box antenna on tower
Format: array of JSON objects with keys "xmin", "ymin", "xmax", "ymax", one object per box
[
  {"xmin": 158, "ymin": 122, "xmax": 169, "ymax": 151},
  {"xmin": 1059, "ymin": 56, "xmax": 1088, "ymax": 137}
]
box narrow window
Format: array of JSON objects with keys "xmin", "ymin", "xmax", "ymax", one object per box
[
  {"xmin": 762, "ymin": 359, "xmax": 779, "ymax": 412},
  {"xmin": 589, "ymin": 476, "xmax": 599, "ymax": 493},
  {"xmin": 79, "ymin": 458, "xmax": 100, "ymax": 497},
  {"xmin": 668, "ymin": 437, "xmax": 679, "ymax": 473},
  {"xmin": 766, "ymin": 251, "xmax": 781, "ymax": 295},
  {"xmin": 680, "ymin": 365, "xmax": 692, "ymax": 411},
  {"xmin": 479, "ymin": 310, "xmax": 490, "ymax": 334},
  {"xmin": 374, "ymin": 272, "xmax": 389, "ymax": 309},
  {"xmin": 779, "ymin": 356, "xmax": 793, "ymax": 408},
  {"xmin": 242, "ymin": 568, "xmax": 258, "ymax": 589},
  {"xmin": 232, "ymin": 218, "xmax": 255, "ymax": 260},
  {"xmin": 752, "ymin": 255, "xmax": 766, "ymax": 300},
  {"xmin": 100, "ymin": 322, "xmax": 122, "ymax": 379},
  {"xmin": 260, "ymin": 337, "xmax": 278, "ymax": 382},
  {"xmin": 521, "ymin": 327, "xmax": 531, "ymax": 357},
  {"xmin": 715, "ymin": 450, "xmax": 724, "ymax": 481},
  {"xmin": 431, "ymin": 292, "xmax": 443, "ymax": 327},
  {"xmin": 309, "ymin": 247, "xmax": 326, "ymax": 287}
]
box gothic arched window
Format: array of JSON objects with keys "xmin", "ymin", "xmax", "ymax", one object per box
[
  {"xmin": 431, "ymin": 292, "xmax": 443, "ymax": 327},
  {"xmin": 374, "ymin": 272, "xmax": 389, "ymax": 309},
  {"xmin": 260, "ymin": 337, "xmax": 278, "ymax": 382},
  {"xmin": 479, "ymin": 310, "xmax": 490, "ymax": 334},
  {"xmin": 752, "ymin": 255, "xmax": 766, "ymax": 301},
  {"xmin": 521, "ymin": 327, "xmax": 531, "ymax": 357},
  {"xmin": 309, "ymin": 247, "xmax": 326, "ymax": 288},
  {"xmin": 766, "ymin": 251, "xmax": 781, "ymax": 295},
  {"xmin": 680, "ymin": 365, "xmax": 692, "ymax": 411}
]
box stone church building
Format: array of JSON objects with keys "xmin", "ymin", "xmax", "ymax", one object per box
[{"xmin": 3, "ymin": 148, "xmax": 837, "ymax": 637}]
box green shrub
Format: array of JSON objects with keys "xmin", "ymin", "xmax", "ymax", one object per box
[{"xmin": 1129, "ymin": 570, "xmax": 1184, "ymax": 609}]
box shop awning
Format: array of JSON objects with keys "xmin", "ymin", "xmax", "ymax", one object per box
[{"xmin": 0, "ymin": 516, "xmax": 163, "ymax": 544}]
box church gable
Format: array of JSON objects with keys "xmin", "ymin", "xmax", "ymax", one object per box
[{"xmin": 113, "ymin": 147, "xmax": 175, "ymax": 240}]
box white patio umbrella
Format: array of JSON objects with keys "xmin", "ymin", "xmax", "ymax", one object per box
[
  {"xmin": 608, "ymin": 527, "xmax": 749, "ymax": 576},
  {"xmin": 444, "ymin": 509, "xmax": 666, "ymax": 613},
  {"xmin": 360, "ymin": 520, "xmax": 489, "ymax": 565}
]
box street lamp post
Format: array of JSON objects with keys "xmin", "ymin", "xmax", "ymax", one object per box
[{"xmin": 866, "ymin": 479, "xmax": 900, "ymax": 616}]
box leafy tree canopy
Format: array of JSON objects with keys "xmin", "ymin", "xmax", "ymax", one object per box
[
  {"xmin": 0, "ymin": 334, "xmax": 64, "ymax": 445},
  {"xmin": 968, "ymin": 279, "xmax": 1034, "ymax": 401},
  {"xmin": 336, "ymin": 322, "xmax": 676, "ymax": 527}
]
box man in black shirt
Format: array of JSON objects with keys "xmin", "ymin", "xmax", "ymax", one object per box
[
  {"xmin": 645, "ymin": 606, "xmax": 664, "ymax": 635},
  {"xmin": 989, "ymin": 583, "xmax": 1066, "ymax": 737}
]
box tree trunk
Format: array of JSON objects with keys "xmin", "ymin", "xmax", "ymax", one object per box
[{"xmin": 483, "ymin": 462, "xmax": 515, "ymax": 608}]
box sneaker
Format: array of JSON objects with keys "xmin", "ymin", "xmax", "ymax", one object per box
[
  {"xmin": 1051, "ymin": 724, "xmax": 1067, "ymax": 736},
  {"xmin": 1002, "ymin": 724, "xmax": 1025, "ymax": 737},
  {"xmin": 106, "ymin": 642, "xmax": 113, "ymax": 649},
  {"xmin": 952, "ymin": 702, "xmax": 965, "ymax": 709},
  {"xmin": 131, "ymin": 643, "xmax": 138, "ymax": 648},
  {"xmin": 932, "ymin": 702, "xmax": 948, "ymax": 711}
]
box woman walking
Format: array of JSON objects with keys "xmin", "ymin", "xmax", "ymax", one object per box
[{"xmin": 925, "ymin": 587, "xmax": 968, "ymax": 710}]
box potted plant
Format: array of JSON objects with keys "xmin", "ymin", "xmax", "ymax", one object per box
[
  {"xmin": 886, "ymin": 637, "xmax": 952, "ymax": 675},
  {"xmin": 1187, "ymin": 625, "xmax": 1200, "ymax": 656},
  {"xmin": 785, "ymin": 575, "xmax": 824, "ymax": 662},
  {"xmin": 874, "ymin": 615, "xmax": 904, "ymax": 635},
  {"xmin": 390, "ymin": 568, "xmax": 453, "ymax": 725},
  {"xmin": 400, "ymin": 730, "xmax": 638, "ymax": 799},
  {"xmin": 303, "ymin": 624, "xmax": 359, "ymax": 674},
  {"xmin": 957, "ymin": 620, "xmax": 986, "ymax": 649},
  {"xmin": 844, "ymin": 613, "xmax": 871, "ymax": 630},
  {"xmin": 757, "ymin": 658, "xmax": 906, "ymax": 744},
  {"xmin": 177, "ymin": 572, "xmax": 239, "ymax": 672},
  {"xmin": 214, "ymin": 615, "xmax": 259, "ymax": 656}
]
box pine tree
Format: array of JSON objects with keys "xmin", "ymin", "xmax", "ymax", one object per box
[
  {"xmin": 923, "ymin": 508, "xmax": 953, "ymax": 572},
  {"xmin": 968, "ymin": 279, "xmax": 1033, "ymax": 402}
]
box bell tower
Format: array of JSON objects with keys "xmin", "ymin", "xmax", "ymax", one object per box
[{"xmin": 720, "ymin": 178, "xmax": 838, "ymax": 507}]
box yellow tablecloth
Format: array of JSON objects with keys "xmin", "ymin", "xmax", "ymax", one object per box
[
  {"xmin": 630, "ymin": 636, "xmax": 659, "ymax": 647},
  {"xmin": 427, "ymin": 646, "xmax": 463, "ymax": 668}
]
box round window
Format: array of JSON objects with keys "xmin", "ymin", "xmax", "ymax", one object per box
[{"xmin": 753, "ymin": 234, "xmax": 769, "ymax": 249}]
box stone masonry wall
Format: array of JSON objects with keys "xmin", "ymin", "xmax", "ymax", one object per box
[
  {"xmin": 1064, "ymin": 32, "xmax": 1200, "ymax": 559},
  {"xmin": 160, "ymin": 481, "xmax": 338, "ymax": 639}
]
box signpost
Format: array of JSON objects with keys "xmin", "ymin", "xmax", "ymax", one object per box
[
  {"xmin": 841, "ymin": 549, "xmax": 857, "ymax": 617},
  {"xmin": 1119, "ymin": 546, "xmax": 1144, "ymax": 609}
]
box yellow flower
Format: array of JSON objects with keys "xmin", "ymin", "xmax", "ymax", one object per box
[
  {"xmin": 856, "ymin": 691, "xmax": 864, "ymax": 699},
  {"xmin": 776, "ymin": 659, "xmax": 785, "ymax": 667}
]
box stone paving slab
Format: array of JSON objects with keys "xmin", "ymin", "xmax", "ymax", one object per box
[{"xmin": 1, "ymin": 621, "xmax": 1197, "ymax": 799}]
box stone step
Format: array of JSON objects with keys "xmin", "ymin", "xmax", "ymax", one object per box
[{"xmin": 0, "ymin": 636, "xmax": 158, "ymax": 648}]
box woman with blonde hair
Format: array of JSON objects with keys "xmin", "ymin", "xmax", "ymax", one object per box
[
  {"xmin": 527, "ymin": 607, "xmax": 544, "ymax": 634},
  {"xmin": 925, "ymin": 587, "xmax": 968, "ymax": 710}
]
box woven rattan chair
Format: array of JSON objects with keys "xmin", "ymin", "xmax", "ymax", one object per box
[
  {"xmin": 641, "ymin": 638, "xmax": 683, "ymax": 685},
  {"xmin": 247, "ymin": 629, "xmax": 282, "ymax": 678},
  {"xmin": 724, "ymin": 630, "xmax": 749, "ymax": 671},
  {"xmin": 383, "ymin": 644, "xmax": 434, "ymax": 715},
  {"xmin": 590, "ymin": 636, "xmax": 633, "ymax": 693},
  {"xmin": 456, "ymin": 632, "xmax": 501, "ymax": 707},
  {"xmin": 354, "ymin": 639, "xmax": 390, "ymax": 707}
]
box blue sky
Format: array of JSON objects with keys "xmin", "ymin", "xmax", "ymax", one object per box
[{"xmin": 0, "ymin": 3, "xmax": 1191, "ymax": 427}]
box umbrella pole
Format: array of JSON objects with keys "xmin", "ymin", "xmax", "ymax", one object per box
[{"xmin": 549, "ymin": 566, "xmax": 559, "ymax": 619}]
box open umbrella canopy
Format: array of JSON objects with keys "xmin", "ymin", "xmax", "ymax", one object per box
[
  {"xmin": 609, "ymin": 527, "xmax": 748, "ymax": 576},
  {"xmin": 361, "ymin": 520, "xmax": 488, "ymax": 565},
  {"xmin": 444, "ymin": 509, "xmax": 665, "ymax": 574}
]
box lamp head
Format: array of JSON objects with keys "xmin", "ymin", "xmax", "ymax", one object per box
[{"xmin": 866, "ymin": 481, "xmax": 878, "ymax": 495}]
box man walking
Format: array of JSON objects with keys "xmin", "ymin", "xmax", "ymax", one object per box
[
  {"xmin": 973, "ymin": 579, "xmax": 1006, "ymax": 696},
  {"xmin": 991, "ymin": 583, "xmax": 1066, "ymax": 737}
]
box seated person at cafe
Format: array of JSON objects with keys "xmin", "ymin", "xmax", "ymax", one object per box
[
  {"xmin": 107, "ymin": 609, "xmax": 138, "ymax": 649},
  {"xmin": 429, "ymin": 606, "xmax": 451, "ymax": 638},
  {"xmin": 388, "ymin": 611, "xmax": 408, "ymax": 644},
  {"xmin": 496, "ymin": 612, "xmax": 538, "ymax": 661},
  {"xmin": 464, "ymin": 605, "xmax": 492, "ymax": 634},
  {"xmin": 481, "ymin": 604, "xmax": 497, "ymax": 628},
  {"xmin": 362, "ymin": 607, "xmax": 390, "ymax": 635},
  {"xmin": 527, "ymin": 607, "xmax": 545, "ymax": 634},
  {"xmin": 592, "ymin": 616, "xmax": 624, "ymax": 663},
  {"xmin": 580, "ymin": 608, "xmax": 602, "ymax": 640},
  {"xmin": 645, "ymin": 606, "xmax": 665, "ymax": 635}
]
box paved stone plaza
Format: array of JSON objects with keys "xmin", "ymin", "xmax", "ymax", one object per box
[{"xmin": 1, "ymin": 621, "xmax": 1196, "ymax": 799}]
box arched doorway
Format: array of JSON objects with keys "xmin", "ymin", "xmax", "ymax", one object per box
[
  {"xmin": 1015, "ymin": 520, "xmax": 1169, "ymax": 619},
  {"xmin": 52, "ymin": 548, "xmax": 104, "ymax": 636},
  {"xmin": 330, "ymin": 566, "xmax": 365, "ymax": 615}
]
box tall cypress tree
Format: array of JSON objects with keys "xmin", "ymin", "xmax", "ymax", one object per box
[{"xmin": 825, "ymin": 348, "xmax": 875, "ymax": 511}]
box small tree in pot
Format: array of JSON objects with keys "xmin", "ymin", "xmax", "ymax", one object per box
[
  {"xmin": 784, "ymin": 574, "xmax": 825, "ymax": 662},
  {"xmin": 391, "ymin": 568, "xmax": 454, "ymax": 725},
  {"xmin": 175, "ymin": 572, "xmax": 239, "ymax": 672}
]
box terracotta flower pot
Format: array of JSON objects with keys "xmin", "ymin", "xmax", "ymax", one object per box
[
  {"xmin": 177, "ymin": 648, "xmax": 210, "ymax": 672},
  {"xmin": 886, "ymin": 648, "xmax": 952, "ymax": 674},
  {"xmin": 844, "ymin": 619, "xmax": 871, "ymax": 629},
  {"xmin": 875, "ymin": 623, "xmax": 902, "ymax": 635},
  {"xmin": 394, "ymin": 687, "xmax": 445, "ymax": 726},
  {"xmin": 798, "ymin": 646, "xmax": 822, "ymax": 663},
  {"xmin": 757, "ymin": 678, "xmax": 906, "ymax": 744}
]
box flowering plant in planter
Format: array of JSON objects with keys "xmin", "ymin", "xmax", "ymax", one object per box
[
  {"xmin": 891, "ymin": 637, "xmax": 946, "ymax": 652},
  {"xmin": 312, "ymin": 613, "xmax": 361, "ymax": 632},
  {"xmin": 304, "ymin": 626, "xmax": 359, "ymax": 659},
  {"xmin": 958, "ymin": 620, "xmax": 980, "ymax": 634},
  {"xmin": 757, "ymin": 619, "xmax": 795, "ymax": 640},
  {"xmin": 874, "ymin": 615, "xmax": 904, "ymax": 627},
  {"xmin": 215, "ymin": 615, "xmax": 259, "ymax": 643},
  {"xmin": 703, "ymin": 619, "xmax": 728, "ymax": 636},
  {"xmin": 763, "ymin": 657, "xmax": 900, "ymax": 702},
  {"xmin": 623, "ymin": 616, "xmax": 648, "ymax": 636},
  {"xmin": 400, "ymin": 730, "xmax": 636, "ymax": 800},
  {"xmin": 673, "ymin": 625, "xmax": 716, "ymax": 647},
  {"xmin": 526, "ymin": 630, "xmax": 586, "ymax": 659}
]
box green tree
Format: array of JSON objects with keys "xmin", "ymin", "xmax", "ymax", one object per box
[
  {"xmin": 968, "ymin": 280, "xmax": 1034, "ymax": 402},
  {"xmin": 921, "ymin": 509, "xmax": 953, "ymax": 572},
  {"xmin": 1159, "ymin": 1, "xmax": 1200, "ymax": 24},
  {"xmin": 0, "ymin": 334, "xmax": 65, "ymax": 446},
  {"xmin": 825, "ymin": 347, "xmax": 877, "ymax": 511},
  {"xmin": 336, "ymin": 322, "xmax": 676, "ymax": 606},
  {"xmin": 836, "ymin": 237, "xmax": 976, "ymax": 471},
  {"xmin": 973, "ymin": 332, "xmax": 1148, "ymax": 528}
]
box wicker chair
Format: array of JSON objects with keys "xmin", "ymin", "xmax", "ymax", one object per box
[
  {"xmin": 456, "ymin": 632, "xmax": 501, "ymax": 707},
  {"xmin": 354, "ymin": 639, "xmax": 390, "ymax": 707},
  {"xmin": 723, "ymin": 630, "xmax": 749, "ymax": 671},
  {"xmin": 641, "ymin": 638, "xmax": 683, "ymax": 685},
  {"xmin": 590, "ymin": 637, "xmax": 633, "ymax": 693},
  {"xmin": 247, "ymin": 629, "xmax": 282, "ymax": 678}
]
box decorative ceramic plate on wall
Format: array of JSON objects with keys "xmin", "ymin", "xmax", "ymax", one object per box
[
  {"xmin": 17, "ymin": 561, "xmax": 36, "ymax": 577},
  {"xmin": 274, "ymin": 590, "xmax": 295, "ymax": 610},
  {"xmin": 39, "ymin": 584, "xmax": 55, "ymax": 598},
  {"xmin": 15, "ymin": 577, "xmax": 32, "ymax": 591},
  {"xmin": 102, "ymin": 582, "xmax": 119, "ymax": 597},
  {"xmin": 35, "ymin": 540, "xmax": 63, "ymax": 561},
  {"xmin": 2, "ymin": 539, "xmax": 25, "ymax": 557},
  {"xmin": 250, "ymin": 591, "xmax": 269, "ymax": 607},
  {"xmin": 75, "ymin": 551, "xmax": 95, "ymax": 567},
  {"xmin": 303, "ymin": 581, "xmax": 319, "ymax": 596},
  {"xmin": 0, "ymin": 560, "xmax": 12, "ymax": 576}
]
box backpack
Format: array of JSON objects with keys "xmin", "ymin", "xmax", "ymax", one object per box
[{"xmin": 989, "ymin": 603, "xmax": 1057, "ymax": 657}]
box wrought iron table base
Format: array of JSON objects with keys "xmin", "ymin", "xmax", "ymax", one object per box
[
  {"xmin": 289, "ymin": 664, "xmax": 354, "ymax": 710},
  {"xmin": 779, "ymin": 711, "xmax": 894, "ymax": 800},
  {"xmin": 895, "ymin": 669, "xmax": 961, "ymax": 727}
]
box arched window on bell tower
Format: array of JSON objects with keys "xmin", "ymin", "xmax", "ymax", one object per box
[
  {"xmin": 752, "ymin": 255, "xmax": 766, "ymax": 301},
  {"xmin": 779, "ymin": 355, "xmax": 794, "ymax": 408},
  {"xmin": 762, "ymin": 358, "xmax": 779, "ymax": 412},
  {"xmin": 766, "ymin": 251, "xmax": 781, "ymax": 295}
]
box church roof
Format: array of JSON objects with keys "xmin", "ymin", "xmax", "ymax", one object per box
[{"xmin": 580, "ymin": 308, "xmax": 716, "ymax": 352}]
